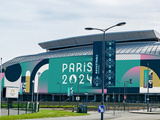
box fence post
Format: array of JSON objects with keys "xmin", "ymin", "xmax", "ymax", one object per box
[
  {"xmin": 34, "ymin": 103, "xmax": 36, "ymax": 112},
  {"xmin": 113, "ymin": 104, "xmax": 115, "ymax": 115},
  {"xmin": 26, "ymin": 103, "xmax": 27, "ymax": 114},
  {"xmin": 38, "ymin": 103, "xmax": 39, "ymax": 112},
  {"xmin": 32, "ymin": 103, "xmax": 33, "ymax": 113},
  {"xmin": 18, "ymin": 102, "xmax": 19, "ymax": 115},
  {"xmin": 8, "ymin": 103, "xmax": 9, "ymax": 116}
]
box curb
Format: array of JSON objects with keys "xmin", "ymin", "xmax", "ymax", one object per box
[{"xmin": 130, "ymin": 111, "xmax": 160, "ymax": 114}]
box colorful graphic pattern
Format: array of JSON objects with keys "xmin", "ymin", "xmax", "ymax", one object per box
[{"xmin": 1, "ymin": 54, "xmax": 160, "ymax": 94}]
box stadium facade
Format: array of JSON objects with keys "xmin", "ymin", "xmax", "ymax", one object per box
[{"xmin": 2, "ymin": 30, "xmax": 160, "ymax": 102}]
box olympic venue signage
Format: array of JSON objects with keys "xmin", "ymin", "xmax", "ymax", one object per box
[{"xmin": 92, "ymin": 41, "xmax": 116, "ymax": 87}]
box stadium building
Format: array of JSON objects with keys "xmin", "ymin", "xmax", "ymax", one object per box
[{"xmin": 2, "ymin": 30, "xmax": 160, "ymax": 103}]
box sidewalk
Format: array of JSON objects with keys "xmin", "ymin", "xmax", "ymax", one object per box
[
  {"xmin": 130, "ymin": 108, "xmax": 160, "ymax": 114},
  {"xmin": 1, "ymin": 108, "xmax": 32, "ymax": 116}
]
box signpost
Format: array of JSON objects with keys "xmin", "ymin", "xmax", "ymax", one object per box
[
  {"xmin": 5, "ymin": 86, "xmax": 19, "ymax": 116},
  {"xmin": 76, "ymin": 96, "xmax": 80, "ymax": 101},
  {"xmin": 68, "ymin": 87, "xmax": 73, "ymax": 105},
  {"xmin": 6, "ymin": 87, "xmax": 19, "ymax": 98},
  {"xmin": 98, "ymin": 105, "xmax": 105, "ymax": 113},
  {"xmin": 92, "ymin": 41, "xmax": 116, "ymax": 87},
  {"xmin": 105, "ymin": 40, "xmax": 116, "ymax": 87},
  {"xmin": 85, "ymin": 22, "xmax": 126, "ymax": 120},
  {"xmin": 92, "ymin": 41, "xmax": 103, "ymax": 87},
  {"xmin": 93, "ymin": 41, "xmax": 116, "ymax": 119}
]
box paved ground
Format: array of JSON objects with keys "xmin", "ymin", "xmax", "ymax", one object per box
[
  {"xmin": 24, "ymin": 110, "xmax": 160, "ymax": 120},
  {"xmin": 2, "ymin": 108, "xmax": 160, "ymax": 120},
  {"xmin": 1, "ymin": 108, "xmax": 32, "ymax": 116}
]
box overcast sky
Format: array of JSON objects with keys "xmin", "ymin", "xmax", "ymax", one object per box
[{"xmin": 1, "ymin": 0, "xmax": 160, "ymax": 63}]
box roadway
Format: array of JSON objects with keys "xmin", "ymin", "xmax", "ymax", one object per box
[{"xmin": 24, "ymin": 110, "xmax": 160, "ymax": 120}]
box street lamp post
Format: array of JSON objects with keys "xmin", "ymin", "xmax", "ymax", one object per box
[
  {"xmin": 85, "ymin": 22, "xmax": 126, "ymax": 120},
  {"xmin": 113, "ymin": 92, "xmax": 115, "ymax": 115},
  {"xmin": 117, "ymin": 81, "xmax": 120, "ymax": 107},
  {"xmin": 36, "ymin": 72, "xmax": 41, "ymax": 112},
  {"xmin": 77, "ymin": 77, "xmax": 86, "ymax": 109},
  {"xmin": 77, "ymin": 78, "xmax": 80, "ymax": 108},
  {"xmin": 84, "ymin": 92, "xmax": 88, "ymax": 113},
  {"xmin": 32, "ymin": 80, "xmax": 35, "ymax": 104},
  {"xmin": 147, "ymin": 63, "xmax": 149, "ymax": 112},
  {"xmin": 69, "ymin": 83, "xmax": 74, "ymax": 105},
  {"xmin": 32, "ymin": 80, "xmax": 34, "ymax": 113},
  {"xmin": 57, "ymin": 82, "xmax": 62, "ymax": 106},
  {"xmin": 124, "ymin": 79, "xmax": 132, "ymax": 111}
]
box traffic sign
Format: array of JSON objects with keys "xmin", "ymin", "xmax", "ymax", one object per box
[
  {"xmin": 76, "ymin": 96, "xmax": 80, "ymax": 101},
  {"xmin": 98, "ymin": 105, "xmax": 105, "ymax": 113}
]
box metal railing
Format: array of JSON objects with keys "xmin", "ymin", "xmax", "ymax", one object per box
[{"xmin": 1, "ymin": 101, "xmax": 38, "ymax": 116}]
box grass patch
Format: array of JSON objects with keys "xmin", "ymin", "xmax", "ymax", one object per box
[{"xmin": 0, "ymin": 110, "xmax": 89, "ymax": 120}]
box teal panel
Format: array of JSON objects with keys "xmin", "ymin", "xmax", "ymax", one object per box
[
  {"xmin": 20, "ymin": 60, "xmax": 41, "ymax": 76},
  {"xmin": 39, "ymin": 70, "xmax": 49, "ymax": 93},
  {"xmin": 48, "ymin": 56, "xmax": 93, "ymax": 94},
  {"xmin": 116, "ymin": 60, "xmax": 140, "ymax": 87},
  {"xmin": 1, "ymin": 76, "xmax": 4, "ymax": 91}
]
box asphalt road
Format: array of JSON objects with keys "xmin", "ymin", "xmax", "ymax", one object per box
[
  {"xmin": 2, "ymin": 108, "xmax": 160, "ymax": 120},
  {"xmin": 24, "ymin": 110, "xmax": 160, "ymax": 120}
]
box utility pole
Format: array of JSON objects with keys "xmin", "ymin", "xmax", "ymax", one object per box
[
  {"xmin": 124, "ymin": 79, "xmax": 132, "ymax": 111},
  {"xmin": 147, "ymin": 63, "xmax": 149, "ymax": 112}
]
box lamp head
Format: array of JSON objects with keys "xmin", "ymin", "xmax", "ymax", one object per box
[
  {"xmin": 85, "ymin": 27, "xmax": 94, "ymax": 30},
  {"xmin": 116, "ymin": 22, "xmax": 126, "ymax": 26}
]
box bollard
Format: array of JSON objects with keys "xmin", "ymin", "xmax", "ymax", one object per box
[
  {"xmin": 76, "ymin": 107, "xmax": 79, "ymax": 113},
  {"xmin": 150, "ymin": 107, "xmax": 152, "ymax": 112},
  {"xmin": 27, "ymin": 102, "xmax": 30, "ymax": 110},
  {"xmin": 34, "ymin": 103, "xmax": 36, "ymax": 112},
  {"xmin": 32, "ymin": 103, "xmax": 33, "ymax": 113},
  {"xmin": 26, "ymin": 103, "xmax": 27, "ymax": 114},
  {"xmin": 38, "ymin": 103, "xmax": 39, "ymax": 112},
  {"xmin": 113, "ymin": 105, "xmax": 115, "ymax": 116},
  {"xmin": 84, "ymin": 105, "xmax": 87, "ymax": 113},
  {"xmin": 72, "ymin": 106, "xmax": 74, "ymax": 112}
]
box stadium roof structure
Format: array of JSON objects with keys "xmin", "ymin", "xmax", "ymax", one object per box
[
  {"xmin": 39, "ymin": 30, "xmax": 160, "ymax": 51},
  {"xmin": 3, "ymin": 30, "xmax": 160, "ymax": 68}
]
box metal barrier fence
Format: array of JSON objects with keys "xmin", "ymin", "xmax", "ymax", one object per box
[
  {"xmin": 1, "ymin": 101, "xmax": 160, "ymax": 116},
  {"xmin": 38, "ymin": 101, "xmax": 160, "ymax": 112},
  {"xmin": 1, "ymin": 102, "xmax": 38, "ymax": 116},
  {"xmin": 105, "ymin": 102, "xmax": 160, "ymax": 112}
]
